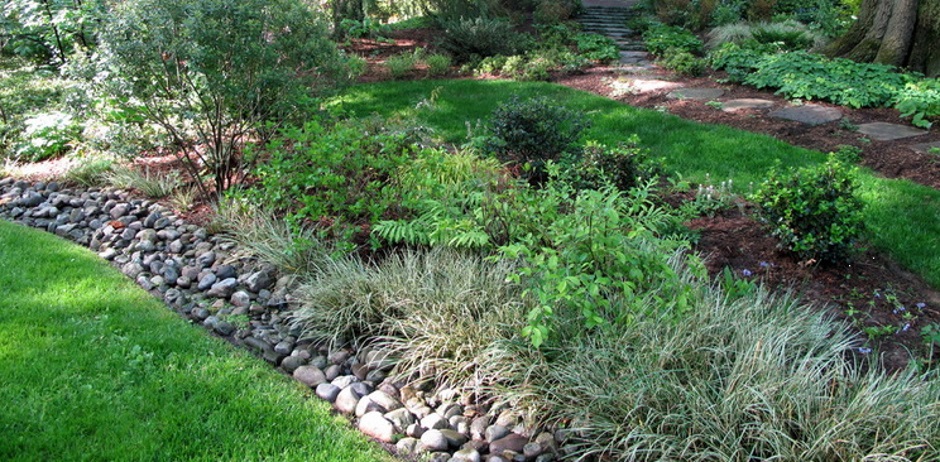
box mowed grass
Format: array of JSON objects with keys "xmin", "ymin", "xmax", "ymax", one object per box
[
  {"xmin": 0, "ymin": 221, "xmax": 391, "ymax": 462},
  {"xmin": 331, "ymin": 79, "xmax": 940, "ymax": 287}
]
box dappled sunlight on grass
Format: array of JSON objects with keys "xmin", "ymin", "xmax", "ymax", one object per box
[{"xmin": 0, "ymin": 221, "xmax": 390, "ymax": 461}]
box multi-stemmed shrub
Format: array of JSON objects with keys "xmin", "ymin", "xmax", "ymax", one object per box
[
  {"xmin": 102, "ymin": 0, "xmax": 351, "ymax": 198},
  {"xmin": 752, "ymin": 157, "xmax": 865, "ymax": 263}
]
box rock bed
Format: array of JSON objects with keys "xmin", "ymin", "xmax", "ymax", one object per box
[{"xmin": 0, "ymin": 177, "xmax": 563, "ymax": 462}]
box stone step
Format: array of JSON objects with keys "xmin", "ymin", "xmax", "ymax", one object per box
[{"xmin": 578, "ymin": 15, "xmax": 631, "ymax": 22}]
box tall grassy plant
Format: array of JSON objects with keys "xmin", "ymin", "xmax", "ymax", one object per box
[{"xmin": 505, "ymin": 284, "xmax": 940, "ymax": 460}]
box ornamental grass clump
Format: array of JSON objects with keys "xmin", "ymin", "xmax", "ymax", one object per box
[
  {"xmin": 290, "ymin": 248, "xmax": 526, "ymax": 361},
  {"xmin": 496, "ymin": 281, "xmax": 940, "ymax": 461}
]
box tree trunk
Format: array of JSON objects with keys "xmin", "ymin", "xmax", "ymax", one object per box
[{"xmin": 825, "ymin": 0, "xmax": 940, "ymax": 77}]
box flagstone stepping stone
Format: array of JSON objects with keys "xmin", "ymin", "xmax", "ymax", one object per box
[
  {"xmin": 721, "ymin": 98, "xmax": 775, "ymax": 112},
  {"xmin": 619, "ymin": 51, "xmax": 649, "ymax": 65},
  {"xmin": 619, "ymin": 78, "xmax": 682, "ymax": 93},
  {"xmin": 910, "ymin": 140, "xmax": 940, "ymax": 154},
  {"xmin": 666, "ymin": 88, "xmax": 725, "ymax": 100},
  {"xmin": 857, "ymin": 122, "xmax": 928, "ymax": 141},
  {"xmin": 770, "ymin": 104, "xmax": 842, "ymax": 125}
]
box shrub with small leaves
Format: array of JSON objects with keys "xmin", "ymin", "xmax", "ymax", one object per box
[
  {"xmin": 661, "ymin": 47, "xmax": 706, "ymax": 76},
  {"xmin": 425, "ymin": 53, "xmax": 453, "ymax": 76},
  {"xmin": 14, "ymin": 111, "xmax": 82, "ymax": 161},
  {"xmin": 568, "ymin": 138, "xmax": 665, "ymax": 191},
  {"xmin": 751, "ymin": 157, "xmax": 865, "ymax": 263},
  {"xmin": 643, "ymin": 23, "xmax": 703, "ymax": 57},
  {"xmin": 386, "ymin": 52, "xmax": 417, "ymax": 79},
  {"xmin": 484, "ymin": 96, "xmax": 589, "ymax": 184},
  {"xmin": 575, "ymin": 33, "xmax": 619, "ymax": 62}
]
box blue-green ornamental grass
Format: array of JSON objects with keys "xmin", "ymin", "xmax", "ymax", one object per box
[{"xmin": 0, "ymin": 220, "xmax": 390, "ymax": 462}]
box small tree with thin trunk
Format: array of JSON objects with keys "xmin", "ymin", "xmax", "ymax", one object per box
[{"xmin": 103, "ymin": 0, "xmax": 351, "ymax": 198}]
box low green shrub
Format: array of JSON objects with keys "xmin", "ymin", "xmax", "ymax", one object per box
[
  {"xmin": 484, "ymin": 96, "xmax": 589, "ymax": 184},
  {"xmin": 894, "ymin": 78, "xmax": 940, "ymax": 129},
  {"xmin": 708, "ymin": 41, "xmax": 776, "ymax": 82},
  {"xmin": 386, "ymin": 52, "xmax": 417, "ymax": 79},
  {"xmin": 339, "ymin": 18, "xmax": 390, "ymax": 39},
  {"xmin": 574, "ymin": 33, "xmax": 619, "ymax": 62},
  {"xmin": 751, "ymin": 157, "xmax": 865, "ymax": 263},
  {"xmin": 437, "ymin": 17, "xmax": 531, "ymax": 63},
  {"xmin": 744, "ymin": 51, "xmax": 913, "ymax": 108},
  {"xmin": 13, "ymin": 111, "xmax": 82, "ymax": 161},
  {"xmin": 244, "ymin": 118, "xmax": 426, "ymax": 248},
  {"xmin": 750, "ymin": 20, "xmax": 817, "ymax": 50},
  {"xmin": 707, "ymin": 20, "xmax": 821, "ymax": 51},
  {"xmin": 425, "ymin": 53, "xmax": 453, "ymax": 76},
  {"xmin": 567, "ymin": 138, "xmax": 665, "ymax": 191},
  {"xmin": 643, "ymin": 23, "xmax": 704, "ymax": 57},
  {"xmin": 499, "ymin": 180, "xmax": 699, "ymax": 347},
  {"xmin": 660, "ymin": 47, "xmax": 706, "ymax": 76}
]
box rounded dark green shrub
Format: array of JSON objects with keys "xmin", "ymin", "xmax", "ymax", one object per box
[
  {"xmin": 437, "ymin": 17, "xmax": 531, "ymax": 63},
  {"xmin": 484, "ymin": 96, "xmax": 589, "ymax": 184},
  {"xmin": 569, "ymin": 139, "xmax": 665, "ymax": 191},
  {"xmin": 751, "ymin": 158, "xmax": 865, "ymax": 263}
]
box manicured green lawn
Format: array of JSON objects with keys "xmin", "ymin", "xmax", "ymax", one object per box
[
  {"xmin": 331, "ymin": 79, "xmax": 940, "ymax": 288},
  {"xmin": 0, "ymin": 220, "xmax": 391, "ymax": 462}
]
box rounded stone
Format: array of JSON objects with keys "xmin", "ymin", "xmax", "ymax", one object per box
[
  {"xmin": 358, "ymin": 411, "xmax": 396, "ymax": 443},
  {"xmin": 315, "ymin": 383, "xmax": 342, "ymax": 402},
  {"xmin": 293, "ymin": 365, "xmax": 327, "ymax": 388},
  {"xmin": 334, "ymin": 386, "xmax": 365, "ymax": 414},
  {"xmin": 420, "ymin": 429, "xmax": 450, "ymax": 452},
  {"xmin": 396, "ymin": 437, "xmax": 419, "ymax": 456},
  {"xmin": 280, "ymin": 355, "xmax": 306, "ymax": 374},
  {"xmin": 490, "ymin": 434, "xmax": 528, "ymax": 455},
  {"xmin": 451, "ymin": 447, "xmax": 482, "ymax": 462},
  {"xmin": 421, "ymin": 413, "xmax": 449, "ymax": 431}
]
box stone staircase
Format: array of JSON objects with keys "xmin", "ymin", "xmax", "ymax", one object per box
[{"xmin": 576, "ymin": 5, "xmax": 651, "ymax": 65}]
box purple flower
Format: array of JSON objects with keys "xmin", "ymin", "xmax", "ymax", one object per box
[
  {"xmin": 742, "ymin": 269, "xmax": 753, "ymax": 277},
  {"xmin": 902, "ymin": 323, "xmax": 911, "ymax": 332},
  {"xmin": 759, "ymin": 261, "xmax": 771, "ymax": 268},
  {"xmin": 858, "ymin": 347, "xmax": 872, "ymax": 354},
  {"xmin": 916, "ymin": 302, "xmax": 927, "ymax": 309}
]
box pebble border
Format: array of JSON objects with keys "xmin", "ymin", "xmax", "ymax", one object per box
[{"xmin": 0, "ymin": 178, "xmax": 569, "ymax": 462}]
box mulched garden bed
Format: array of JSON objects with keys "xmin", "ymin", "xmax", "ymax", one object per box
[{"xmin": 346, "ymin": 33, "xmax": 940, "ymax": 372}]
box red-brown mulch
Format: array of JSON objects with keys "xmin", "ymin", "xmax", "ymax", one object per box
[{"xmin": 343, "ymin": 33, "xmax": 940, "ymax": 371}]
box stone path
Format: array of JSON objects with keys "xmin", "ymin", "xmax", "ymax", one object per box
[
  {"xmin": 769, "ymin": 104, "xmax": 842, "ymax": 126},
  {"xmin": 575, "ymin": 0, "xmax": 934, "ymax": 151},
  {"xmin": 857, "ymin": 122, "xmax": 929, "ymax": 141},
  {"xmin": 576, "ymin": 2, "xmax": 651, "ymax": 66}
]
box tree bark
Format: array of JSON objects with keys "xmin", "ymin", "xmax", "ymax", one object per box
[{"xmin": 825, "ymin": 0, "xmax": 940, "ymax": 77}]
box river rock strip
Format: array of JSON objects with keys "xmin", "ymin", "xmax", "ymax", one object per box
[{"xmin": 0, "ymin": 177, "xmax": 567, "ymax": 462}]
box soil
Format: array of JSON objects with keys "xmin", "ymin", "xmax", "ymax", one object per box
[{"xmin": 342, "ymin": 33, "xmax": 940, "ymax": 372}]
